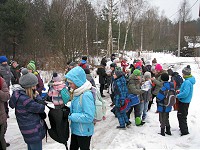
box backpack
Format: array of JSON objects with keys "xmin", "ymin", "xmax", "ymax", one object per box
[
  {"xmin": 162, "ymin": 82, "xmax": 176, "ymax": 107},
  {"xmin": 47, "ymin": 106, "xmax": 70, "ymax": 146},
  {"xmin": 80, "ymin": 86, "xmax": 106, "ymax": 122},
  {"xmin": 173, "ymin": 73, "xmax": 183, "ymax": 89}
]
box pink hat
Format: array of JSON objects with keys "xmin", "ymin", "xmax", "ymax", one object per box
[{"xmin": 155, "ymin": 64, "xmax": 162, "ymax": 71}]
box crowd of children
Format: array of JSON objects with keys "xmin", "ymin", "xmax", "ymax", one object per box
[{"xmin": 0, "ymin": 54, "xmax": 196, "ymax": 150}]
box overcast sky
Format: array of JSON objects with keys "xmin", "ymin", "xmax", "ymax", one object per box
[
  {"xmin": 149, "ymin": 0, "xmax": 199, "ymax": 21},
  {"xmin": 91, "ymin": 0, "xmax": 199, "ymax": 21}
]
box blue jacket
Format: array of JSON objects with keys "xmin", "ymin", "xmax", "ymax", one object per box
[
  {"xmin": 156, "ymin": 82, "xmax": 173, "ymax": 113},
  {"xmin": 114, "ymin": 75, "xmax": 128, "ymax": 107},
  {"xmin": 9, "ymin": 85, "xmax": 46, "ymax": 144},
  {"xmin": 65, "ymin": 66, "xmax": 95, "ymax": 136},
  {"xmin": 177, "ymin": 76, "xmax": 196, "ymax": 103}
]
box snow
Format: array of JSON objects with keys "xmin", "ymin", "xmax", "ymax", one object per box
[{"xmin": 5, "ymin": 52, "xmax": 200, "ymax": 149}]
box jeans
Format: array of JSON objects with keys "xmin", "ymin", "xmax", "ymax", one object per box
[
  {"xmin": 27, "ymin": 141, "xmax": 42, "ymax": 150},
  {"xmin": 141, "ymin": 101, "xmax": 149, "ymax": 120}
]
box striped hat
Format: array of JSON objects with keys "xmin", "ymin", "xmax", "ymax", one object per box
[{"xmin": 27, "ymin": 61, "xmax": 36, "ymax": 72}]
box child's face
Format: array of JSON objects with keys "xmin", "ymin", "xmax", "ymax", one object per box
[{"xmin": 68, "ymin": 82, "xmax": 76, "ymax": 90}]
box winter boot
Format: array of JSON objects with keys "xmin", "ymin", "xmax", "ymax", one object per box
[
  {"xmin": 166, "ymin": 126, "xmax": 172, "ymax": 135},
  {"xmin": 160, "ymin": 128, "xmax": 165, "ymax": 136}
]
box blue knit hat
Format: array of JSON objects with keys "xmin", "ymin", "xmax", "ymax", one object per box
[{"xmin": 0, "ymin": 56, "xmax": 8, "ymax": 63}]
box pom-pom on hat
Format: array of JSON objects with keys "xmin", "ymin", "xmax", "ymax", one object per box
[
  {"xmin": 52, "ymin": 72, "xmax": 62, "ymax": 82},
  {"xmin": 133, "ymin": 69, "xmax": 141, "ymax": 76},
  {"xmin": 161, "ymin": 73, "xmax": 169, "ymax": 81},
  {"xmin": 0, "ymin": 56, "xmax": 8, "ymax": 63},
  {"xmin": 182, "ymin": 65, "xmax": 191, "ymax": 75},
  {"xmin": 19, "ymin": 68, "xmax": 38, "ymax": 88},
  {"xmin": 155, "ymin": 64, "xmax": 162, "ymax": 71}
]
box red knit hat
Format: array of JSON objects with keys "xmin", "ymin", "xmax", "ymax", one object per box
[{"xmin": 155, "ymin": 64, "xmax": 162, "ymax": 71}]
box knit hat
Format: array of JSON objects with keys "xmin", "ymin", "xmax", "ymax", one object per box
[
  {"xmin": 144, "ymin": 71, "xmax": 151, "ymax": 79},
  {"xmin": 133, "ymin": 69, "xmax": 141, "ymax": 76},
  {"xmin": 161, "ymin": 73, "xmax": 169, "ymax": 81},
  {"xmin": 155, "ymin": 64, "xmax": 162, "ymax": 71},
  {"xmin": 19, "ymin": 68, "xmax": 38, "ymax": 88},
  {"xmin": 69, "ymin": 62, "xmax": 76, "ymax": 67},
  {"xmin": 114, "ymin": 70, "xmax": 124, "ymax": 78},
  {"xmin": 27, "ymin": 61, "xmax": 36, "ymax": 72},
  {"xmin": 52, "ymin": 72, "xmax": 62, "ymax": 82},
  {"xmin": 182, "ymin": 65, "xmax": 191, "ymax": 75},
  {"xmin": 0, "ymin": 56, "xmax": 8, "ymax": 63},
  {"xmin": 110, "ymin": 63, "xmax": 116, "ymax": 68},
  {"xmin": 145, "ymin": 60, "xmax": 151, "ymax": 66}
]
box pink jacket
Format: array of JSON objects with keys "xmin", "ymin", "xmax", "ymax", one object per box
[{"xmin": 48, "ymin": 81, "xmax": 66, "ymax": 106}]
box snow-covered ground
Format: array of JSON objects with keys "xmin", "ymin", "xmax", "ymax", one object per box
[{"xmin": 5, "ymin": 52, "xmax": 200, "ymax": 149}]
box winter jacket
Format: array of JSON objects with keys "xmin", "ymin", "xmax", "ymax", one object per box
[
  {"xmin": 97, "ymin": 65, "xmax": 107, "ymax": 84},
  {"xmin": 65, "ymin": 66, "xmax": 95, "ymax": 136},
  {"xmin": 128, "ymin": 74, "xmax": 144, "ymax": 100},
  {"xmin": 48, "ymin": 81, "xmax": 66, "ymax": 106},
  {"xmin": 156, "ymin": 82, "xmax": 173, "ymax": 112},
  {"xmin": 151, "ymin": 70, "xmax": 166, "ymax": 96},
  {"xmin": 0, "ymin": 77, "xmax": 10, "ymax": 125},
  {"xmin": 0, "ymin": 63, "xmax": 12, "ymax": 87},
  {"xmin": 113, "ymin": 75, "xmax": 128, "ymax": 107},
  {"xmin": 177, "ymin": 75, "xmax": 196, "ymax": 103},
  {"xmin": 10, "ymin": 65, "xmax": 21, "ymax": 85},
  {"xmin": 141, "ymin": 80, "xmax": 152, "ymax": 102},
  {"xmin": 79, "ymin": 60, "xmax": 89, "ymax": 69},
  {"xmin": 9, "ymin": 84, "xmax": 46, "ymax": 144},
  {"xmin": 34, "ymin": 72, "xmax": 44, "ymax": 95}
]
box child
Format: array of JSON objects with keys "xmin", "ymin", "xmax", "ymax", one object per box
[
  {"xmin": 48, "ymin": 72, "xmax": 67, "ymax": 109},
  {"xmin": 113, "ymin": 70, "xmax": 131, "ymax": 129},
  {"xmin": 141, "ymin": 71, "xmax": 152, "ymax": 121},
  {"xmin": 65, "ymin": 66, "xmax": 95, "ymax": 150},
  {"xmin": 177, "ymin": 65, "xmax": 196, "ymax": 136},
  {"xmin": 9, "ymin": 68, "xmax": 46, "ymax": 150},
  {"xmin": 156, "ymin": 73, "xmax": 173, "ymax": 136}
]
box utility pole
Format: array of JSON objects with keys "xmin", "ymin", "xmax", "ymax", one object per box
[{"xmin": 178, "ymin": 9, "xmax": 181, "ymax": 57}]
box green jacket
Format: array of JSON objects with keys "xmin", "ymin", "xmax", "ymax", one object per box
[
  {"xmin": 151, "ymin": 70, "xmax": 167, "ymax": 96},
  {"xmin": 128, "ymin": 74, "xmax": 144, "ymax": 100}
]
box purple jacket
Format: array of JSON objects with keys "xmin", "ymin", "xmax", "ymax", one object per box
[{"xmin": 9, "ymin": 85, "xmax": 46, "ymax": 144}]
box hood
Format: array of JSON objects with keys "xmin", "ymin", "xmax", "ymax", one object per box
[
  {"xmin": 65, "ymin": 66, "xmax": 86, "ymax": 87},
  {"xmin": 186, "ymin": 76, "xmax": 196, "ymax": 85},
  {"xmin": 81, "ymin": 60, "xmax": 87, "ymax": 64},
  {"xmin": 11, "ymin": 84, "xmax": 25, "ymax": 92},
  {"xmin": 172, "ymin": 72, "xmax": 179, "ymax": 76}
]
